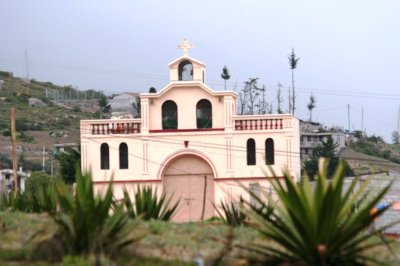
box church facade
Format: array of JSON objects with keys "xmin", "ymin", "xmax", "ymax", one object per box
[{"xmin": 80, "ymin": 40, "xmax": 300, "ymax": 222}]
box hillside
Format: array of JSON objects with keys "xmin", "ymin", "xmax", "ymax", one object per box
[
  {"xmin": 340, "ymin": 136, "xmax": 400, "ymax": 175},
  {"xmin": 0, "ymin": 71, "xmax": 99, "ymax": 171}
]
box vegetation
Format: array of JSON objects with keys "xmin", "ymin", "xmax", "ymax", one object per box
[
  {"xmin": 0, "ymin": 182, "xmax": 57, "ymax": 213},
  {"xmin": 216, "ymin": 197, "xmax": 247, "ymax": 227},
  {"xmin": 98, "ymin": 95, "xmax": 111, "ymax": 118},
  {"xmin": 245, "ymin": 161, "xmax": 395, "ymax": 265},
  {"xmin": 123, "ymin": 186, "xmax": 179, "ymax": 221},
  {"xmin": 349, "ymin": 135, "xmax": 400, "ymax": 164},
  {"xmin": 303, "ymin": 137, "xmax": 353, "ymax": 179},
  {"xmin": 307, "ymin": 93, "xmax": 316, "ymax": 122},
  {"xmin": 288, "ymin": 48, "xmax": 300, "ymax": 114},
  {"xmin": 57, "ymin": 147, "xmax": 81, "ymax": 184},
  {"xmin": 52, "ymin": 171, "xmax": 135, "ymax": 258},
  {"xmin": 0, "ymin": 73, "xmax": 96, "ymax": 134},
  {"xmin": 221, "ymin": 65, "xmax": 231, "ymax": 91},
  {"xmin": 132, "ymin": 96, "xmax": 141, "ymax": 118}
]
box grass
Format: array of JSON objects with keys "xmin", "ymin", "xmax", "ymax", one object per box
[{"xmin": 1, "ymin": 212, "xmax": 399, "ymax": 265}]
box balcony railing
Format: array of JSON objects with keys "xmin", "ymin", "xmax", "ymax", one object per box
[
  {"xmin": 232, "ymin": 114, "xmax": 293, "ymax": 131},
  {"xmin": 81, "ymin": 119, "xmax": 141, "ymax": 135}
]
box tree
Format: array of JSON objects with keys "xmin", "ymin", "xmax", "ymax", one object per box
[
  {"xmin": 276, "ymin": 82, "xmax": 283, "ymax": 114},
  {"xmin": 132, "ymin": 96, "xmax": 141, "ymax": 118},
  {"xmin": 221, "ymin": 66, "xmax": 231, "ymax": 91},
  {"xmin": 392, "ymin": 131, "xmax": 400, "ymax": 145},
  {"xmin": 255, "ymin": 85, "xmax": 266, "ymax": 114},
  {"xmin": 307, "ymin": 94, "xmax": 316, "ymax": 121},
  {"xmin": 58, "ymin": 147, "xmax": 81, "ymax": 184},
  {"xmin": 238, "ymin": 92, "xmax": 246, "ymax": 115},
  {"xmin": 288, "ymin": 48, "xmax": 300, "ymax": 115},
  {"xmin": 98, "ymin": 95, "xmax": 111, "ymax": 118},
  {"xmin": 243, "ymin": 78, "xmax": 263, "ymax": 115},
  {"xmin": 303, "ymin": 137, "xmax": 353, "ymax": 179}
]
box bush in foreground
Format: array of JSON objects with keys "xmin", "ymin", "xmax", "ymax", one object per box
[{"xmin": 246, "ymin": 160, "xmax": 395, "ymax": 265}]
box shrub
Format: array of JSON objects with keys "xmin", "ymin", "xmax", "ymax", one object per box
[
  {"xmin": 245, "ymin": 160, "xmax": 395, "ymax": 265},
  {"xmin": 0, "ymin": 184, "xmax": 57, "ymax": 213},
  {"xmin": 53, "ymin": 171, "xmax": 134, "ymax": 257},
  {"xmin": 216, "ymin": 197, "xmax": 247, "ymax": 226},
  {"xmin": 58, "ymin": 148, "xmax": 81, "ymax": 184},
  {"xmin": 123, "ymin": 186, "xmax": 179, "ymax": 221},
  {"xmin": 2, "ymin": 129, "xmax": 11, "ymax": 136}
]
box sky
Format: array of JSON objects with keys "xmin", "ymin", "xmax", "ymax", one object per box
[{"xmin": 0, "ymin": 1, "xmax": 399, "ymax": 142}]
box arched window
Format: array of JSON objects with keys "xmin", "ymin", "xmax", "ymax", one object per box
[
  {"xmin": 162, "ymin": 100, "xmax": 178, "ymax": 129},
  {"xmin": 119, "ymin": 143, "xmax": 128, "ymax": 169},
  {"xmin": 265, "ymin": 138, "xmax": 275, "ymax": 165},
  {"xmin": 196, "ymin": 99, "xmax": 212, "ymax": 128},
  {"xmin": 247, "ymin": 139, "xmax": 256, "ymax": 165},
  {"xmin": 178, "ymin": 60, "xmax": 193, "ymax": 81},
  {"xmin": 100, "ymin": 143, "xmax": 109, "ymax": 169}
]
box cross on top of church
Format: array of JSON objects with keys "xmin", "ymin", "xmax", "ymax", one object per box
[{"xmin": 178, "ymin": 38, "xmax": 194, "ymax": 56}]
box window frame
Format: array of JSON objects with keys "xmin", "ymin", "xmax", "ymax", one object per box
[
  {"xmin": 119, "ymin": 142, "xmax": 128, "ymax": 169},
  {"xmin": 247, "ymin": 138, "xmax": 256, "ymax": 165},
  {"xmin": 100, "ymin": 143, "xmax": 110, "ymax": 170},
  {"xmin": 162, "ymin": 100, "xmax": 178, "ymax": 129}
]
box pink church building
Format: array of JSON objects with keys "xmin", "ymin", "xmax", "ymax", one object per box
[{"xmin": 80, "ymin": 39, "xmax": 300, "ymax": 222}]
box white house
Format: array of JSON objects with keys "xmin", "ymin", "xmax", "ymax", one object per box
[{"xmin": 80, "ymin": 39, "xmax": 301, "ymax": 222}]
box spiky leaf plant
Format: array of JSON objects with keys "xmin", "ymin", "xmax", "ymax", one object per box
[
  {"xmin": 0, "ymin": 184, "xmax": 57, "ymax": 213},
  {"xmin": 53, "ymin": 171, "xmax": 134, "ymax": 256},
  {"xmin": 216, "ymin": 197, "xmax": 247, "ymax": 226},
  {"xmin": 246, "ymin": 160, "xmax": 396, "ymax": 266},
  {"xmin": 123, "ymin": 186, "xmax": 179, "ymax": 221}
]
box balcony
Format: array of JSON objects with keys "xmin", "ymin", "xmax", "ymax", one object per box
[
  {"xmin": 232, "ymin": 114, "xmax": 294, "ymax": 131},
  {"xmin": 81, "ymin": 119, "xmax": 141, "ymax": 135}
]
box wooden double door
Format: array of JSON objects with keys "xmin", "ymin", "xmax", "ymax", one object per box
[{"xmin": 163, "ymin": 155, "xmax": 214, "ymax": 222}]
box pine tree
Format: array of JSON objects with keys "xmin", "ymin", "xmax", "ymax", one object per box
[
  {"xmin": 98, "ymin": 95, "xmax": 111, "ymax": 119},
  {"xmin": 221, "ymin": 66, "xmax": 231, "ymax": 91},
  {"xmin": 307, "ymin": 94, "xmax": 316, "ymax": 121},
  {"xmin": 288, "ymin": 48, "xmax": 300, "ymax": 115}
]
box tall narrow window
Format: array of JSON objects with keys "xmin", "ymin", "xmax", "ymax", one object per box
[
  {"xmin": 100, "ymin": 143, "xmax": 109, "ymax": 169},
  {"xmin": 196, "ymin": 99, "xmax": 212, "ymax": 128},
  {"xmin": 119, "ymin": 143, "xmax": 128, "ymax": 169},
  {"xmin": 247, "ymin": 139, "xmax": 256, "ymax": 165},
  {"xmin": 178, "ymin": 60, "xmax": 193, "ymax": 81},
  {"xmin": 265, "ymin": 138, "xmax": 275, "ymax": 165},
  {"xmin": 162, "ymin": 100, "xmax": 178, "ymax": 129}
]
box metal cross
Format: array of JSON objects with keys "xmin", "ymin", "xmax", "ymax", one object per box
[{"xmin": 177, "ymin": 38, "xmax": 194, "ymax": 56}]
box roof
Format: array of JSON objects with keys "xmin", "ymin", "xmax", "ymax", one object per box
[{"xmin": 168, "ymin": 56, "xmax": 206, "ymax": 67}]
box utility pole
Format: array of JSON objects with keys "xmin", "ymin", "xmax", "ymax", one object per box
[
  {"xmin": 42, "ymin": 146, "xmax": 46, "ymax": 172},
  {"xmin": 24, "ymin": 50, "xmax": 30, "ymax": 83},
  {"xmin": 11, "ymin": 107, "xmax": 18, "ymax": 197},
  {"xmin": 347, "ymin": 104, "xmax": 351, "ymax": 132},
  {"xmin": 361, "ymin": 106, "xmax": 364, "ymax": 133}
]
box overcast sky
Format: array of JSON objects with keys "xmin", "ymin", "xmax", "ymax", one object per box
[{"xmin": 1, "ymin": 1, "xmax": 399, "ymax": 142}]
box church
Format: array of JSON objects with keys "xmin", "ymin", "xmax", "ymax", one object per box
[{"xmin": 80, "ymin": 39, "xmax": 300, "ymax": 222}]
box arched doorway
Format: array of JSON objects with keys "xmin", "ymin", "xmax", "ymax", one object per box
[{"xmin": 163, "ymin": 154, "xmax": 214, "ymax": 222}]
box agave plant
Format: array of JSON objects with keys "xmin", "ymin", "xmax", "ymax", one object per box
[
  {"xmin": 0, "ymin": 182, "xmax": 58, "ymax": 213},
  {"xmin": 123, "ymin": 186, "xmax": 179, "ymax": 221},
  {"xmin": 52, "ymin": 171, "xmax": 134, "ymax": 256},
  {"xmin": 245, "ymin": 160, "xmax": 395, "ymax": 265},
  {"xmin": 216, "ymin": 197, "xmax": 247, "ymax": 226}
]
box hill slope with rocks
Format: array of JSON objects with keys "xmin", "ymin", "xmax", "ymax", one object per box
[{"xmin": 0, "ymin": 71, "xmax": 99, "ymax": 171}]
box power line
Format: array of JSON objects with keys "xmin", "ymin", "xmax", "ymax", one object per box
[{"xmin": 1, "ymin": 57, "xmax": 400, "ymax": 100}]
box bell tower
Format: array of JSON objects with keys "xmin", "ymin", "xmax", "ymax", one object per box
[{"xmin": 168, "ymin": 38, "xmax": 206, "ymax": 83}]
